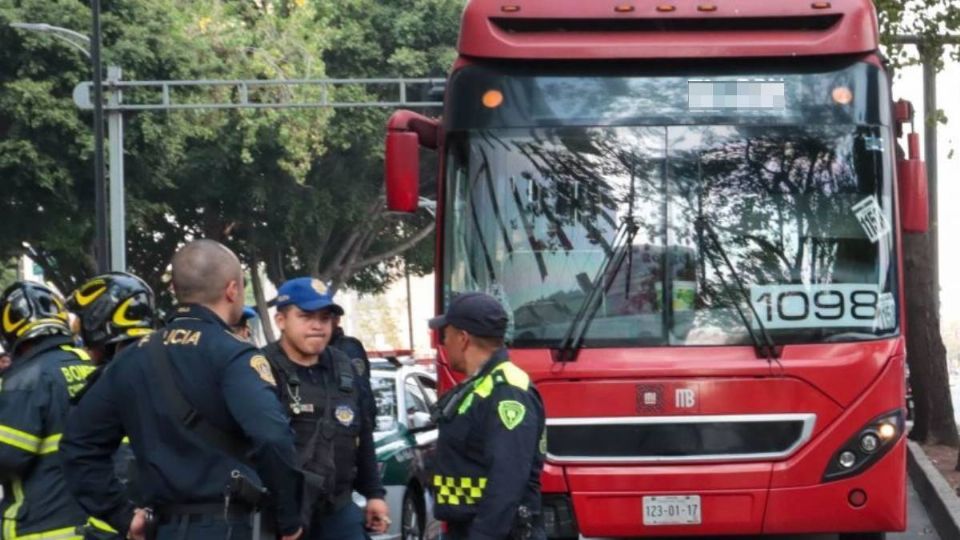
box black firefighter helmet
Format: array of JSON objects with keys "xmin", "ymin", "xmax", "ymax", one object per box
[
  {"xmin": 68, "ymin": 272, "xmax": 156, "ymax": 348},
  {"xmin": 0, "ymin": 281, "xmax": 72, "ymax": 352}
]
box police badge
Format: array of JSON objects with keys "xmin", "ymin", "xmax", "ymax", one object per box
[{"xmin": 334, "ymin": 404, "xmax": 355, "ymax": 426}]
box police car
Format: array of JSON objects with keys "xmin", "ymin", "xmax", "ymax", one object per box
[{"xmin": 360, "ymin": 358, "xmax": 441, "ymax": 540}]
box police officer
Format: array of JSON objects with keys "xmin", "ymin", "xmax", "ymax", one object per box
[
  {"xmin": 263, "ymin": 277, "xmax": 389, "ymax": 540},
  {"xmin": 329, "ymin": 314, "xmax": 370, "ymax": 379},
  {"xmin": 60, "ymin": 240, "xmax": 304, "ymax": 540},
  {"xmin": 230, "ymin": 306, "xmax": 259, "ymax": 342},
  {"xmin": 0, "ymin": 281, "xmax": 97, "ymax": 539},
  {"xmin": 67, "ymin": 272, "xmax": 158, "ymax": 535},
  {"xmin": 428, "ymin": 293, "xmax": 546, "ymax": 540}
]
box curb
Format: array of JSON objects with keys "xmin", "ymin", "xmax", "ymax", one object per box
[{"xmin": 906, "ymin": 440, "xmax": 960, "ymax": 539}]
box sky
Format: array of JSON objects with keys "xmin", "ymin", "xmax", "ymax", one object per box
[{"xmin": 892, "ymin": 53, "xmax": 960, "ymax": 322}]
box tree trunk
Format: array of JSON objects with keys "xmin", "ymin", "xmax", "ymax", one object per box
[
  {"xmin": 250, "ymin": 258, "xmax": 276, "ymax": 343},
  {"xmin": 904, "ymin": 231, "xmax": 957, "ymax": 446}
]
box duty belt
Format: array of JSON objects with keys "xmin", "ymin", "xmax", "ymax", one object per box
[{"xmin": 155, "ymin": 502, "xmax": 253, "ymax": 523}]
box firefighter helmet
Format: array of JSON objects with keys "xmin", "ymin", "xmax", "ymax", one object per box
[
  {"xmin": 0, "ymin": 281, "xmax": 72, "ymax": 352},
  {"xmin": 68, "ymin": 272, "xmax": 156, "ymax": 347}
]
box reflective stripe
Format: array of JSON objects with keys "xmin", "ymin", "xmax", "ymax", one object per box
[
  {"xmin": 456, "ymin": 393, "xmax": 475, "ymax": 415},
  {"xmin": 87, "ymin": 517, "xmax": 116, "ymax": 534},
  {"xmin": 60, "ymin": 345, "xmax": 91, "ymax": 362},
  {"xmin": 14, "ymin": 319, "xmax": 66, "ymax": 338},
  {"xmin": 1, "ymin": 478, "xmax": 83, "ymax": 540},
  {"xmin": 0, "ymin": 427, "xmax": 63, "ymax": 455},
  {"xmin": 7, "ymin": 526, "xmax": 83, "ymax": 540},
  {"xmin": 496, "ymin": 362, "xmax": 530, "ymax": 390},
  {"xmin": 3, "ymin": 478, "xmax": 24, "ymax": 540},
  {"xmin": 459, "ymin": 361, "xmax": 530, "ymax": 414},
  {"xmin": 0, "ymin": 426, "xmax": 41, "ymax": 453},
  {"xmin": 38, "ymin": 434, "xmax": 61, "ymax": 455},
  {"xmin": 434, "ymin": 475, "xmax": 487, "ymax": 506},
  {"xmin": 474, "ymin": 375, "xmax": 495, "ymax": 398}
]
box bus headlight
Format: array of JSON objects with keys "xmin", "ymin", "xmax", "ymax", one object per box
[
  {"xmin": 859, "ymin": 432, "xmax": 880, "ymax": 453},
  {"xmin": 839, "ymin": 451, "xmax": 857, "ymax": 468},
  {"xmin": 823, "ymin": 409, "xmax": 904, "ymax": 482}
]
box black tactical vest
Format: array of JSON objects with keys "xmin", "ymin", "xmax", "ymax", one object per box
[{"xmin": 262, "ymin": 343, "xmax": 360, "ymax": 516}]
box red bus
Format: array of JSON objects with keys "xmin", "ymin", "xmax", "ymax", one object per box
[{"xmin": 384, "ymin": 1, "xmax": 929, "ymax": 538}]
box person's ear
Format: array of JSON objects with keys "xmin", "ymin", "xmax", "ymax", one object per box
[
  {"xmin": 224, "ymin": 279, "xmax": 241, "ymax": 304},
  {"xmin": 275, "ymin": 310, "xmax": 286, "ymax": 332}
]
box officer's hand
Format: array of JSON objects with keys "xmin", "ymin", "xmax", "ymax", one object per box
[
  {"xmin": 365, "ymin": 498, "xmax": 391, "ymax": 533},
  {"xmin": 127, "ymin": 508, "xmax": 148, "ymax": 540},
  {"xmin": 280, "ymin": 527, "xmax": 303, "ymax": 540}
]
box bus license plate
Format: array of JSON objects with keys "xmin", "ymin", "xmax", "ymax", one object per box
[{"xmin": 642, "ymin": 495, "xmax": 702, "ymax": 526}]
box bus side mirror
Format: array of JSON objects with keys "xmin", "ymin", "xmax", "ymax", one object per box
[
  {"xmin": 385, "ymin": 131, "xmax": 421, "ymax": 212},
  {"xmin": 897, "ymin": 132, "xmax": 929, "ymax": 234},
  {"xmin": 384, "ymin": 110, "xmax": 440, "ymax": 213}
]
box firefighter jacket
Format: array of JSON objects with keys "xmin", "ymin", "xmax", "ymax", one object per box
[
  {"xmin": 60, "ymin": 304, "xmax": 303, "ymax": 537},
  {"xmin": 432, "ymin": 348, "xmax": 546, "ymax": 540},
  {"xmin": 0, "ymin": 335, "xmax": 96, "ymax": 540}
]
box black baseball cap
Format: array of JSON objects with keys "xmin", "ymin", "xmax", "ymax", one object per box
[{"xmin": 428, "ymin": 292, "xmax": 508, "ymax": 338}]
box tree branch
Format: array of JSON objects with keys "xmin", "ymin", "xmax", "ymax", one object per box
[
  {"xmin": 341, "ymin": 221, "xmax": 436, "ymax": 272},
  {"xmin": 323, "ymin": 197, "xmax": 386, "ymax": 276}
]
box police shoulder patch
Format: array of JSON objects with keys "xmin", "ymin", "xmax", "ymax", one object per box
[
  {"xmin": 497, "ymin": 400, "xmax": 526, "ymax": 430},
  {"xmin": 351, "ymin": 357, "xmax": 366, "ymax": 377},
  {"xmin": 250, "ymin": 355, "xmax": 276, "ymax": 386}
]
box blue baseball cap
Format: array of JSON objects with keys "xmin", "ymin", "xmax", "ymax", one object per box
[
  {"xmin": 240, "ymin": 306, "xmax": 258, "ymax": 321},
  {"xmin": 271, "ymin": 278, "xmax": 345, "ymax": 315},
  {"xmin": 428, "ymin": 292, "xmax": 508, "ymax": 338}
]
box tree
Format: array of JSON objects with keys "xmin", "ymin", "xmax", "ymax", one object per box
[
  {"xmin": 1, "ymin": 0, "xmax": 464, "ymax": 311},
  {"xmin": 250, "ymin": 0, "xmax": 463, "ymax": 293},
  {"xmin": 875, "ymin": 1, "xmax": 960, "ymax": 448}
]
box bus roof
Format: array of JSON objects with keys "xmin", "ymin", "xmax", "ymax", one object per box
[{"xmin": 459, "ymin": 0, "xmax": 878, "ymax": 61}]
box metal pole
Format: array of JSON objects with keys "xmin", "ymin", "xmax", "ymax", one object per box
[
  {"xmin": 405, "ymin": 262, "xmax": 415, "ymax": 351},
  {"xmin": 90, "ymin": 0, "xmax": 109, "ymax": 272},
  {"xmin": 922, "ymin": 52, "xmax": 939, "ymax": 313},
  {"xmin": 107, "ymin": 65, "xmax": 125, "ymax": 271}
]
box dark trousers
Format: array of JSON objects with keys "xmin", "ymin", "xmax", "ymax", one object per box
[
  {"xmin": 155, "ymin": 515, "xmax": 254, "ymax": 540},
  {"xmin": 444, "ymin": 521, "xmax": 546, "ymax": 540},
  {"xmin": 305, "ymin": 502, "xmax": 367, "ymax": 540}
]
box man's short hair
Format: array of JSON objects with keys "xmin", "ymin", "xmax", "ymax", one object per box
[
  {"xmin": 470, "ymin": 334, "xmax": 504, "ymax": 350},
  {"xmin": 171, "ymin": 239, "xmax": 242, "ymax": 305}
]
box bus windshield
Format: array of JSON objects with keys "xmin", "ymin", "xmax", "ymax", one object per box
[{"xmin": 442, "ymin": 61, "xmax": 898, "ymax": 348}]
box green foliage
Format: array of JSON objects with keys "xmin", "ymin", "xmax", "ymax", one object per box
[
  {"xmin": 0, "ymin": 258, "xmax": 17, "ymax": 292},
  {"xmin": 0, "ymin": 0, "xmax": 463, "ymax": 304},
  {"xmin": 875, "ymin": 0, "xmax": 960, "ymax": 67}
]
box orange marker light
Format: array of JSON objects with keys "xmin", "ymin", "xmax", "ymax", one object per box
[
  {"xmin": 698, "ymin": 4, "xmax": 718, "ymax": 12},
  {"xmin": 811, "ymin": 2, "xmax": 832, "ymax": 8},
  {"xmin": 656, "ymin": 4, "xmax": 677, "ymax": 12},
  {"xmin": 614, "ymin": 4, "xmax": 636, "ymax": 13},
  {"xmin": 501, "ymin": 5, "xmax": 521, "ymax": 12},
  {"xmin": 832, "ymin": 86, "xmax": 853, "ymax": 105},
  {"xmin": 482, "ymin": 90, "xmax": 504, "ymax": 109}
]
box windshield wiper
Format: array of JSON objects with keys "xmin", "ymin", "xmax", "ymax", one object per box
[
  {"xmin": 694, "ymin": 216, "xmax": 780, "ymax": 361},
  {"xmin": 555, "ymin": 216, "xmax": 639, "ymax": 362}
]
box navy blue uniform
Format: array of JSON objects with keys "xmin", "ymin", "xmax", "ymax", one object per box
[
  {"xmin": 329, "ymin": 328, "xmax": 370, "ymax": 379},
  {"xmin": 60, "ymin": 305, "xmax": 302, "ymax": 538},
  {"xmin": 263, "ymin": 342, "xmax": 384, "ymax": 540},
  {"xmin": 432, "ymin": 349, "xmax": 545, "ymax": 540},
  {"xmin": 0, "ymin": 336, "xmax": 97, "ymax": 540}
]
